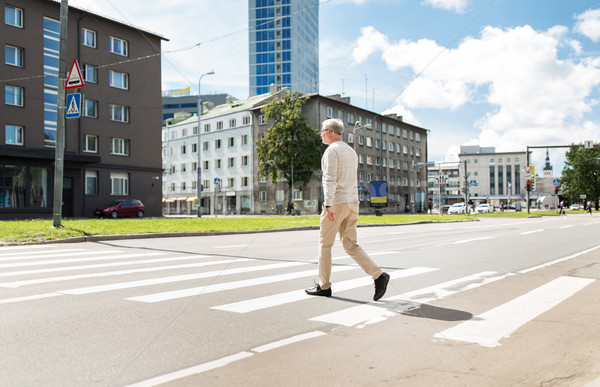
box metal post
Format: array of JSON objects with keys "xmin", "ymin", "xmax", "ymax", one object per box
[
  {"xmin": 196, "ymin": 71, "xmax": 214, "ymax": 217},
  {"xmin": 53, "ymin": 0, "xmax": 68, "ymax": 228},
  {"xmin": 526, "ymin": 145, "xmax": 530, "ymax": 215}
]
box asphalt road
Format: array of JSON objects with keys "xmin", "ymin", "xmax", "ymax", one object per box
[{"xmin": 2, "ymin": 214, "xmax": 600, "ymax": 386}]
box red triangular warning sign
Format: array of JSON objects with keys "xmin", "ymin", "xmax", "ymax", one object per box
[{"xmin": 65, "ymin": 59, "xmax": 84, "ymax": 89}]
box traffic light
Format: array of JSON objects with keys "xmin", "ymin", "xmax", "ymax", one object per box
[
  {"xmin": 554, "ymin": 186, "xmax": 559, "ymax": 194},
  {"xmin": 526, "ymin": 180, "xmax": 531, "ymax": 191},
  {"xmin": 440, "ymin": 183, "xmax": 445, "ymax": 193}
]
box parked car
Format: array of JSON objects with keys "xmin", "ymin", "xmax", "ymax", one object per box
[
  {"xmin": 475, "ymin": 203, "xmax": 494, "ymax": 213},
  {"xmin": 569, "ymin": 203, "xmax": 583, "ymax": 210},
  {"xmin": 448, "ymin": 203, "xmax": 466, "ymax": 214},
  {"xmin": 94, "ymin": 199, "xmax": 145, "ymax": 218}
]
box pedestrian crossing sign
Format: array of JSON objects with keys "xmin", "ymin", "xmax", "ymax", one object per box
[
  {"xmin": 65, "ymin": 59, "xmax": 84, "ymax": 89},
  {"xmin": 66, "ymin": 93, "xmax": 82, "ymax": 119}
]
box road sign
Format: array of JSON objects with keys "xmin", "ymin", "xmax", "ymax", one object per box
[
  {"xmin": 553, "ymin": 178, "xmax": 560, "ymax": 185},
  {"xmin": 358, "ymin": 185, "xmax": 364, "ymax": 191},
  {"xmin": 66, "ymin": 93, "xmax": 81, "ymax": 119},
  {"xmin": 214, "ymin": 177, "xmax": 221, "ymax": 185},
  {"xmin": 65, "ymin": 59, "xmax": 84, "ymax": 89},
  {"xmin": 469, "ymin": 180, "xmax": 477, "ymax": 186}
]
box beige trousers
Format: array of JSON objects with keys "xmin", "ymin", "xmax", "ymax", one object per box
[{"xmin": 318, "ymin": 202, "xmax": 383, "ymax": 290}]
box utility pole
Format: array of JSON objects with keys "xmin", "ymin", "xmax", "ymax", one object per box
[{"xmin": 53, "ymin": 0, "xmax": 68, "ymax": 228}]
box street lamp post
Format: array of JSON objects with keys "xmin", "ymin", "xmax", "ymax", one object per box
[{"xmin": 197, "ymin": 70, "xmax": 215, "ymax": 217}]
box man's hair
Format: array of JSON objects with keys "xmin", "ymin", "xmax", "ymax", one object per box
[{"xmin": 322, "ymin": 118, "xmax": 344, "ymax": 135}]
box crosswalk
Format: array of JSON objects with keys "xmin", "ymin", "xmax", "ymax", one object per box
[{"xmin": 1, "ymin": 242, "xmax": 598, "ymax": 385}]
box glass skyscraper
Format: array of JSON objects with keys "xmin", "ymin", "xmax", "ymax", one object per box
[{"xmin": 248, "ymin": 0, "xmax": 319, "ymax": 96}]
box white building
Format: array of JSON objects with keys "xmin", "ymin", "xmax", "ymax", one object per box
[{"xmin": 162, "ymin": 90, "xmax": 287, "ymax": 215}]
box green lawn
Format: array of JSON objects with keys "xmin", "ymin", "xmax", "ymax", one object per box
[
  {"xmin": 0, "ymin": 214, "xmax": 472, "ymax": 244},
  {"xmin": 1, "ymin": 210, "xmax": 578, "ymax": 244}
]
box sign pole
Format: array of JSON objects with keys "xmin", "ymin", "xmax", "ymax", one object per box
[{"xmin": 53, "ymin": 0, "xmax": 68, "ymax": 228}]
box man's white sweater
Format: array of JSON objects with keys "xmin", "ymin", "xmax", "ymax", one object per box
[{"xmin": 321, "ymin": 140, "xmax": 359, "ymax": 206}]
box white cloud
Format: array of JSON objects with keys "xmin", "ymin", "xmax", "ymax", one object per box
[
  {"xmin": 421, "ymin": 0, "xmax": 469, "ymax": 13},
  {"xmin": 574, "ymin": 9, "xmax": 600, "ymax": 42},
  {"xmin": 352, "ymin": 23, "xmax": 600, "ymax": 156}
]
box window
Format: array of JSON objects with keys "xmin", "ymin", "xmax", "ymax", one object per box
[
  {"xmin": 403, "ymin": 129, "xmax": 408, "ymax": 138},
  {"xmin": 243, "ymin": 116, "xmax": 251, "ymax": 125},
  {"xmin": 110, "ymin": 104, "xmax": 129, "ymax": 122},
  {"xmin": 260, "ymin": 191, "xmax": 267, "ymax": 201},
  {"xmin": 242, "ymin": 177, "xmax": 249, "ymax": 187},
  {"xmin": 202, "ymin": 141, "xmax": 209, "ymax": 151},
  {"xmin": 5, "ymin": 85, "xmax": 23, "ymax": 106},
  {"xmin": 403, "ymin": 145, "xmax": 408, "ymax": 154},
  {"xmin": 109, "ymin": 70, "xmax": 128, "ymax": 89},
  {"xmin": 192, "ymin": 143, "xmax": 197, "ymax": 153},
  {"xmin": 203, "ymin": 123, "xmax": 211, "ymax": 132},
  {"xmin": 202, "ymin": 179, "xmax": 210, "ymax": 189},
  {"xmin": 276, "ymin": 190, "xmax": 284, "ymax": 201},
  {"xmin": 181, "ymin": 163, "xmax": 187, "ymax": 172},
  {"xmin": 229, "ymin": 118, "xmax": 236, "ymax": 128},
  {"xmin": 85, "ymin": 171, "xmax": 97, "ymax": 195},
  {"xmin": 415, "ymin": 133, "xmax": 421, "ymax": 142},
  {"xmin": 242, "ymin": 155, "xmax": 249, "ymax": 166},
  {"xmin": 216, "ymin": 159, "xmax": 222, "ymax": 169},
  {"xmin": 366, "ymin": 137, "xmax": 372, "ymax": 147},
  {"xmin": 215, "ymin": 139, "xmax": 222, "ymax": 149},
  {"xmin": 5, "ymin": 124, "xmax": 23, "ymax": 145},
  {"xmin": 82, "ymin": 64, "xmax": 97, "ymax": 83},
  {"xmin": 110, "ymin": 172, "xmax": 129, "ymax": 195},
  {"xmin": 241, "ymin": 134, "xmax": 249, "ymax": 145},
  {"xmin": 358, "ymin": 135, "xmax": 364, "ymax": 146},
  {"xmin": 84, "ymin": 134, "xmax": 97, "ymax": 152},
  {"xmin": 181, "ymin": 145, "xmax": 187, "ymax": 154},
  {"xmin": 259, "ymin": 115, "xmax": 266, "ymax": 125},
  {"xmin": 227, "ymin": 177, "xmax": 235, "ymax": 188},
  {"xmin": 109, "ymin": 36, "xmax": 128, "ymax": 56},
  {"xmin": 228, "ymin": 157, "xmax": 235, "ymax": 167},
  {"xmin": 228, "ymin": 137, "xmax": 235, "ymax": 147},
  {"xmin": 82, "ymin": 28, "xmax": 96, "ymax": 48},
  {"xmin": 83, "ymin": 99, "xmax": 97, "ymax": 118},
  {"xmin": 111, "ymin": 138, "xmax": 130, "ymax": 156},
  {"xmin": 5, "ymin": 6, "xmax": 23, "ymax": 28},
  {"xmin": 293, "ymin": 188, "xmax": 303, "ymax": 200},
  {"xmin": 347, "ymin": 113, "xmax": 354, "ymax": 124},
  {"xmin": 326, "ymin": 107, "xmax": 333, "ymax": 118},
  {"xmin": 192, "ymin": 162, "xmax": 198, "ymax": 171},
  {"xmin": 203, "ymin": 160, "xmax": 209, "ymax": 170}
]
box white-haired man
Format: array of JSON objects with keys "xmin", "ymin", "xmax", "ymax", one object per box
[{"xmin": 305, "ymin": 118, "xmax": 390, "ymax": 301}]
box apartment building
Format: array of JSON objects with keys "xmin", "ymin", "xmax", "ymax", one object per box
[
  {"xmin": 162, "ymin": 89, "xmax": 288, "ymax": 215},
  {"xmin": 1, "ymin": 0, "xmax": 165, "ymax": 219},
  {"xmin": 248, "ymin": 0, "xmax": 319, "ymax": 96},
  {"xmin": 251, "ymin": 93, "xmax": 430, "ymax": 214}
]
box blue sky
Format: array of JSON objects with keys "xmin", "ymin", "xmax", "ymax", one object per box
[{"xmin": 71, "ymin": 0, "xmax": 600, "ymax": 173}]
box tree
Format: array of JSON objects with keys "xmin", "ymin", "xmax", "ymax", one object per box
[
  {"xmin": 560, "ymin": 145, "xmax": 600, "ymax": 206},
  {"xmin": 256, "ymin": 92, "xmax": 325, "ymax": 213}
]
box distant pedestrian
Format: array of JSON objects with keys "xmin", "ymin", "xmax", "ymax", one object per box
[
  {"xmin": 589, "ymin": 201, "xmax": 594, "ymax": 215},
  {"xmin": 305, "ymin": 118, "xmax": 389, "ymax": 301},
  {"xmin": 559, "ymin": 200, "xmax": 565, "ymax": 215}
]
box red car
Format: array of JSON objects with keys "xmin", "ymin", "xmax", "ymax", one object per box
[{"xmin": 94, "ymin": 199, "xmax": 145, "ymax": 218}]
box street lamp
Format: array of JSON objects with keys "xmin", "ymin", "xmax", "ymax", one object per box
[{"xmin": 197, "ymin": 70, "xmax": 215, "ymax": 217}]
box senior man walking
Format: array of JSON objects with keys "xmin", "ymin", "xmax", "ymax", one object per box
[{"xmin": 305, "ymin": 118, "xmax": 390, "ymax": 301}]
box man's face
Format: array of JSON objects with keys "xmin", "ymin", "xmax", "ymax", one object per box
[{"xmin": 320, "ymin": 127, "xmax": 332, "ymax": 144}]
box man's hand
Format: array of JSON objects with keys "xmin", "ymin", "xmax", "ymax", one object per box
[{"xmin": 325, "ymin": 206, "xmax": 335, "ymax": 222}]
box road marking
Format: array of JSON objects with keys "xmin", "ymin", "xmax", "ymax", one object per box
[
  {"xmin": 0, "ymin": 257, "xmax": 249, "ymax": 288},
  {"xmin": 126, "ymin": 352, "xmax": 254, "ymax": 387},
  {"xmin": 518, "ymin": 243, "xmax": 600, "ymax": 274},
  {"xmin": 127, "ymin": 331, "xmax": 327, "ymax": 386},
  {"xmin": 310, "ymin": 272, "xmax": 501, "ymax": 327},
  {"xmin": 0, "ymin": 248, "xmax": 85, "ymax": 259},
  {"xmin": 0, "ymin": 254, "xmax": 212, "ymax": 279},
  {"xmin": 559, "ymin": 225, "xmax": 574, "ymax": 229},
  {"xmin": 520, "ymin": 229, "xmax": 544, "ymax": 235},
  {"xmin": 126, "ymin": 266, "xmax": 358, "ymax": 303},
  {"xmin": 0, "ymin": 292, "xmax": 62, "ymax": 304},
  {"xmin": 251, "ymin": 331, "xmax": 326, "ymax": 353},
  {"xmin": 60, "ymin": 261, "xmax": 307, "ymax": 295},
  {"xmin": 0, "ymin": 252, "xmax": 162, "ymax": 269},
  {"xmin": 452, "ymin": 237, "xmax": 495, "ymax": 244},
  {"xmin": 0, "ymin": 250, "xmax": 121, "ymax": 264},
  {"xmin": 435, "ymin": 276, "xmax": 595, "ymax": 347},
  {"xmin": 0, "ymin": 245, "xmax": 58, "ymax": 252},
  {"xmin": 212, "ymin": 267, "xmax": 438, "ymax": 313},
  {"xmin": 311, "ymin": 251, "xmax": 398, "ymax": 263}
]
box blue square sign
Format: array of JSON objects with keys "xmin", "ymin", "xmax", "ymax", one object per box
[{"xmin": 66, "ymin": 93, "xmax": 82, "ymax": 119}]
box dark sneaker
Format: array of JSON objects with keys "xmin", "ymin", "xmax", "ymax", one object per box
[
  {"xmin": 373, "ymin": 272, "xmax": 390, "ymax": 301},
  {"xmin": 305, "ymin": 284, "xmax": 332, "ymax": 297}
]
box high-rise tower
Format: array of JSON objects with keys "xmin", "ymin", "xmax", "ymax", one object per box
[{"xmin": 248, "ymin": 0, "xmax": 319, "ymax": 96}]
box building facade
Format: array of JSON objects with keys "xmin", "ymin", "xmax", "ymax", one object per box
[
  {"xmin": 251, "ymin": 93, "xmax": 430, "ymax": 214},
  {"xmin": 161, "ymin": 92, "xmax": 234, "ymax": 124},
  {"xmin": 459, "ymin": 145, "xmax": 529, "ymax": 207},
  {"xmin": 1, "ymin": 0, "xmax": 165, "ymax": 219},
  {"xmin": 162, "ymin": 89, "xmax": 288, "ymax": 215},
  {"xmin": 248, "ymin": 0, "xmax": 319, "ymax": 96}
]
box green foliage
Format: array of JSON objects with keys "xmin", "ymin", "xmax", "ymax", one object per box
[
  {"xmin": 561, "ymin": 146, "xmax": 600, "ymax": 204},
  {"xmin": 256, "ymin": 92, "xmax": 325, "ymax": 194}
]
